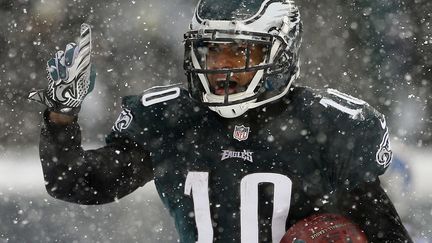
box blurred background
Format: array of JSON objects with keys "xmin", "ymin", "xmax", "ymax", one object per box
[{"xmin": 0, "ymin": 0, "xmax": 431, "ymax": 242}]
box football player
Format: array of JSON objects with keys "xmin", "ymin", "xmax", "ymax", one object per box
[{"xmin": 29, "ymin": 0, "xmax": 413, "ymax": 242}]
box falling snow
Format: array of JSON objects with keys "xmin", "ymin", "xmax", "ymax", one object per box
[{"xmin": 0, "ymin": 0, "xmax": 431, "ymax": 242}]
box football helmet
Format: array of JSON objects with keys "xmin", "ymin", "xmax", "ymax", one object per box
[{"xmin": 184, "ymin": 0, "xmax": 302, "ymax": 118}]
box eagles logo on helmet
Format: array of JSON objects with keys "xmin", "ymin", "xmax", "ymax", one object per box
[{"xmin": 184, "ymin": 0, "xmax": 303, "ymax": 118}]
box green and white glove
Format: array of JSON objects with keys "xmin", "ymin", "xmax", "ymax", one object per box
[{"xmin": 28, "ymin": 23, "xmax": 95, "ymax": 116}]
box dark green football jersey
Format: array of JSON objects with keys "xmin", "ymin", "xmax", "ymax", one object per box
[{"xmin": 105, "ymin": 84, "xmax": 391, "ymax": 243}]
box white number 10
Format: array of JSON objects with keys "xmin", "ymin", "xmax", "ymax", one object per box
[{"xmin": 184, "ymin": 172, "xmax": 293, "ymax": 243}]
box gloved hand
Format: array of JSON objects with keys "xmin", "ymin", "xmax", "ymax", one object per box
[{"xmin": 28, "ymin": 23, "xmax": 95, "ymax": 116}]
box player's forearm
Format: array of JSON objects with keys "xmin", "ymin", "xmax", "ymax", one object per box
[
  {"xmin": 40, "ymin": 110, "xmax": 153, "ymax": 205},
  {"xmin": 40, "ymin": 109, "xmax": 92, "ymax": 203},
  {"xmin": 48, "ymin": 111, "xmax": 75, "ymax": 125}
]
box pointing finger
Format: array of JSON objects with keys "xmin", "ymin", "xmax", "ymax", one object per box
[
  {"xmin": 75, "ymin": 23, "xmax": 92, "ymax": 75},
  {"xmin": 78, "ymin": 23, "xmax": 91, "ymax": 58}
]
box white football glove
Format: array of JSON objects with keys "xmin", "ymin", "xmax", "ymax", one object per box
[{"xmin": 28, "ymin": 23, "xmax": 95, "ymax": 116}]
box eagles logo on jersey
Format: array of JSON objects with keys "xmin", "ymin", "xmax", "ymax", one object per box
[
  {"xmin": 376, "ymin": 116, "xmax": 393, "ymax": 168},
  {"xmin": 112, "ymin": 108, "xmax": 133, "ymax": 132}
]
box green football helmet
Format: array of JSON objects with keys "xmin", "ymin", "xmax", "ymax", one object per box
[{"xmin": 184, "ymin": 0, "xmax": 302, "ymax": 118}]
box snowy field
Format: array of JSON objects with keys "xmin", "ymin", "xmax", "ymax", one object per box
[{"xmin": 0, "ymin": 144, "xmax": 431, "ymax": 242}]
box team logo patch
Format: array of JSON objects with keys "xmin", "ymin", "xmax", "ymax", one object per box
[
  {"xmin": 221, "ymin": 150, "xmax": 253, "ymax": 163},
  {"xmin": 233, "ymin": 125, "xmax": 250, "ymax": 141},
  {"xmin": 376, "ymin": 118, "xmax": 392, "ymax": 168},
  {"xmin": 112, "ymin": 108, "xmax": 133, "ymax": 132}
]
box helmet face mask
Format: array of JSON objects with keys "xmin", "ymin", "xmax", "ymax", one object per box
[
  {"xmin": 184, "ymin": 0, "xmax": 302, "ymax": 118},
  {"xmin": 204, "ymin": 41, "xmax": 267, "ymax": 95}
]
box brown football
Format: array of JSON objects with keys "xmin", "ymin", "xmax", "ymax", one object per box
[{"xmin": 280, "ymin": 213, "xmax": 368, "ymax": 243}]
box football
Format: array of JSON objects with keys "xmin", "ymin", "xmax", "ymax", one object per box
[{"xmin": 280, "ymin": 213, "xmax": 368, "ymax": 243}]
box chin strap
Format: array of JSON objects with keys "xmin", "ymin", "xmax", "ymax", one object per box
[
  {"xmin": 208, "ymin": 100, "xmax": 255, "ymax": 118},
  {"xmin": 207, "ymin": 71, "xmax": 297, "ymax": 118}
]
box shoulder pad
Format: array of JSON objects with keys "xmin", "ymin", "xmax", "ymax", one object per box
[
  {"xmin": 110, "ymin": 84, "xmax": 186, "ymax": 134},
  {"xmin": 310, "ymin": 88, "xmax": 393, "ymax": 187},
  {"xmin": 107, "ymin": 84, "xmax": 193, "ymax": 145}
]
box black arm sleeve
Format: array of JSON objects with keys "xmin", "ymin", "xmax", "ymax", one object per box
[
  {"xmin": 39, "ymin": 110, "xmax": 153, "ymax": 205},
  {"xmin": 331, "ymin": 180, "xmax": 413, "ymax": 243}
]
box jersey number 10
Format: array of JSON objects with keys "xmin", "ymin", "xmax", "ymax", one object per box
[{"xmin": 184, "ymin": 172, "xmax": 293, "ymax": 243}]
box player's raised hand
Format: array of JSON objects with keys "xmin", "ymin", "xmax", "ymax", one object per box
[{"xmin": 28, "ymin": 23, "xmax": 96, "ymax": 116}]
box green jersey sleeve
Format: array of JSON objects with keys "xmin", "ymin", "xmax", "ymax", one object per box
[
  {"xmin": 318, "ymin": 89, "xmax": 392, "ymax": 189},
  {"xmin": 105, "ymin": 84, "xmax": 186, "ymax": 150}
]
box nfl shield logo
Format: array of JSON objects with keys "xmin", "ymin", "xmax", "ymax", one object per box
[{"xmin": 233, "ymin": 125, "xmax": 250, "ymax": 141}]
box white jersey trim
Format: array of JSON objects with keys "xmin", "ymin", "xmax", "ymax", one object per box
[{"xmin": 141, "ymin": 85, "xmax": 181, "ymax": 107}]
